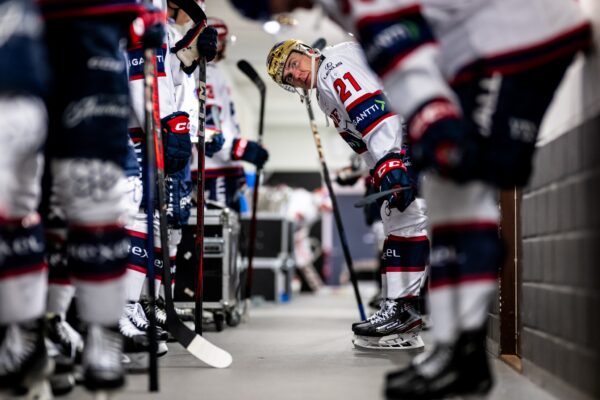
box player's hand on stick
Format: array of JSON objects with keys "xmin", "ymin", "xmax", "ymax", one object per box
[
  {"xmin": 161, "ymin": 111, "xmax": 192, "ymax": 174},
  {"xmin": 171, "ymin": 24, "xmax": 217, "ymax": 73},
  {"xmin": 372, "ymin": 153, "xmax": 416, "ymax": 212},
  {"xmin": 205, "ymin": 131, "xmax": 225, "ymax": 157}
]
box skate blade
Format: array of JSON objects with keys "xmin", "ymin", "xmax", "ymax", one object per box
[
  {"xmin": 353, "ymin": 333, "xmax": 425, "ymax": 351},
  {"xmin": 93, "ymin": 389, "xmax": 119, "ymax": 400},
  {"xmin": 0, "ymin": 380, "xmax": 53, "ymax": 400},
  {"xmin": 122, "ymin": 352, "xmax": 149, "ymax": 374}
]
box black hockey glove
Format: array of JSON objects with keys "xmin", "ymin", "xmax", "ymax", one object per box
[
  {"xmin": 161, "ymin": 112, "xmax": 192, "ymax": 174},
  {"xmin": 372, "ymin": 153, "xmax": 416, "ymax": 212},
  {"xmin": 206, "ymin": 131, "xmax": 225, "ymax": 157},
  {"xmin": 231, "ymin": 138, "xmax": 269, "ymax": 169},
  {"xmin": 171, "ymin": 24, "xmax": 217, "ymax": 74},
  {"xmin": 335, "ymin": 166, "xmax": 360, "ymax": 186}
]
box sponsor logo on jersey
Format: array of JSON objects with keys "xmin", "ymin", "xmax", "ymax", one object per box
[
  {"xmin": 346, "ymin": 91, "xmax": 393, "ymax": 136},
  {"xmin": 356, "ymin": 6, "xmax": 435, "ymax": 77},
  {"xmin": 88, "ymin": 56, "xmax": 124, "ymax": 72},
  {"xmin": 63, "ymin": 94, "xmax": 129, "ymax": 128},
  {"xmin": 127, "ymin": 44, "xmax": 167, "ymax": 80},
  {"xmin": 339, "ymin": 131, "xmax": 367, "ymax": 154},
  {"xmin": 322, "ymin": 61, "xmax": 342, "ymax": 79},
  {"xmin": 68, "ymin": 238, "xmax": 129, "ymax": 263}
]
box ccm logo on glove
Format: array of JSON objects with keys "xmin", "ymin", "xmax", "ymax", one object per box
[{"xmin": 373, "ymin": 159, "xmax": 407, "ymax": 188}]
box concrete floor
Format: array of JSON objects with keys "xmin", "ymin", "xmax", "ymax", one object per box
[{"xmin": 65, "ymin": 285, "xmax": 560, "ymax": 400}]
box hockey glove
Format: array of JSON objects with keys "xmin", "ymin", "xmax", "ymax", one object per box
[
  {"xmin": 231, "ymin": 138, "xmax": 269, "ymax": 169},
  {"xmin": 205, "ymin": 131, "xmax": 225, "ymax": 157},
  {"xmin": 129, "ymin": 5, "xmax": 166, "ymax": 49},
  {"xmin": 372, "ymin": 153, "xmax": 416, "ymax": 212},
  {"xmin": 161, "ymin": 112, "xmax": 192, "ymax": 174},
  {"xmin": 335, "ymin": 165, "xmax": 361, "ymax": 187},
  {"xmin": 171, "ymin": 24, "xmax": 217, "ymax": 74}
]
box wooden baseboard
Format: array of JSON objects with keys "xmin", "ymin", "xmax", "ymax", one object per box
[{"xmin": 500, "ymin": 354, "xmax": 523, "ymax": 373}]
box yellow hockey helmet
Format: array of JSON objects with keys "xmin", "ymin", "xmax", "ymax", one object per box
[{"xmin": 266, "ymin": 39, "xmax": 315, "ymax": 92}]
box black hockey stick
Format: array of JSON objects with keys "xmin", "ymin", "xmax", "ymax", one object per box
[
  {"xmin": 140, "ymin": 6, "xmax": 163, "ymax": 391},
  {"xmin": 353, "ymin": 187, "xmax": 408, "ymax": 207},
  {"xmin": 301, "ymin": 39, "xmax": 366, "ymax": 320},
  {"xmin": 147, "ymin": 0, "xmax": 232, "ymax": 368},
  {"xmin": 236, "ymin": 60, "xmax": 266, "ymax": 317}
]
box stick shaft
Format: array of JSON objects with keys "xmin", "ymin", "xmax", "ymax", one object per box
[{"xmin": 303, "ymin": 93, "xmax": 366, "ymax": 321}]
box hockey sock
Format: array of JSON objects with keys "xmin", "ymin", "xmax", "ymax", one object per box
[
  {"xmin": 428, "ymin": 223, "xmax": 503, "ymax": 344},
  {"xmin": 0, "ymin": 215, "xmax": 47, "ymax": 324},
  {"xmin": 384, "ymin": 235, "xmax": 429, "ymax": 300},
  {"xmin": 69, "ymin": 224, "xmax": 128, "ymax": 325}
]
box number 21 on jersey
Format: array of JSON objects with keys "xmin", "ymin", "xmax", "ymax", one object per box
[{"xmin": 333, "ymin": 72, "xmax": 362, "ymax": 102}]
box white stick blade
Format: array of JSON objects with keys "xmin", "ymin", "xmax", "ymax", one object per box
[{"xmin": 187, "ymin": 335, "xmax": 233, "ymax": 368}]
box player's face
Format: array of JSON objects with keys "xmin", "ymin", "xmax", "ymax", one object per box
[{"xmin": 283, "ymin": 52, "xmax": 314, "ymax": 90}]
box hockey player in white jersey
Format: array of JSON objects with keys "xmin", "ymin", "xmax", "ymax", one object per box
[
  {"xmin": 267, "ymin": 39, "xmax": 429, "ymax": 351},
  {"xmin": 123, "ymin": 1, "xmax": 218, "ymax": 359},
  {"xmin": 205, "ymin": 17, "xmax": 269, "ymax": 212},
  {"xmin": 238, "ymin": 0, "xmax": 592, "ymax": 398}
]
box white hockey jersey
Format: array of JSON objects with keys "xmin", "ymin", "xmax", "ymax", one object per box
[
  {"xmin": 318, "ymin": 0, "xmax": 591, "ymax": 118},
  {"xmin": 316, "ymin": 42, "xmax": 403, "ymax": 167},
  {"xmin": 205, "ymin": 61, "xmax": 244, "ymax": 177}
]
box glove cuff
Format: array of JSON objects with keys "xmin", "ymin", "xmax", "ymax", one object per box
[
  {"xmin": 231, "ymin": 138, "xmax": 248, "ymax": 160},
  {"xmin": 373, "ymin": 153, "xmax": 407, "ymax": 188}
]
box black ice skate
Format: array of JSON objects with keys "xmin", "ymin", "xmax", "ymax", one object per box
[
  {"xmin": 83, "ymin": 325, "xmax": 125, "ymax": 393},
  {"xmin": 0, "ymin": 321, "xmax": 53, "ymax": 400},
  {"xmin": 351, "ymin": 298, "xmax": 395, "ymax": 330},
  {"xmin": 45, "ymin": 314, "xmax": 84, "ymax": 396},
  {"xmin": 140, "ymin": 296, "xmax": 167, "ymax": 329},
  {"xmin": 352, "ymin": 298, "xmax": 424, "ymax": 351},
  {"xmin": 123, "ymin": 302, "xmax": 168, "ymax": 356},
  {"xmin": 385, "ymin": 329, "xmax": 492, "ymax": 400}
]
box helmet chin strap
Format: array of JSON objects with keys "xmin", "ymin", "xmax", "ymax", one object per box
[{"xmin": 298, "ymin": 51, "xmax": 319, "ymax": 104}]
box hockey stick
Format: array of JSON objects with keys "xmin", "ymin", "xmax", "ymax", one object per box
[
  {"xmin": 147, "ymin": 0, "xmax": 232, "ymax": 368},
  {"xmin": 301, "ymin": 39, "xmax": 366, "ymax": 320},
  {"xmin": 353, "ymin": 187, "xmax": 408, "ymax": 208},
  {"xmin": 140, "ymin": 7, "xmax": 163, "ymax": 392},
  {"xmin": 236, "ymin": 60, "xmax": 266, "ymax": 318}
]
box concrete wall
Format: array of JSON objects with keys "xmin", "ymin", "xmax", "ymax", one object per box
[
  {"xmin": 521, "ymin": 116, "xmax": 600, "ymax": 399},
  {"xmin": 517, "ymin": 2, "xmax": 600, "ymax": 397}
]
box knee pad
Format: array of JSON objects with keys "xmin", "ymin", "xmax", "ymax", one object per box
[
  {"xmin": 0, "ymin": 96, "xmax": 46, "ymax": 216},
  {"xmin": 51, "ymin": 158, "xmax": 130, "ymax": 224},
  {"xmin": 381, "ymin": 198, "xmax": 428, "ymax": 237},
  {"xmin": 67, "ymin": 224, "xmax": 128, "ymax": 281}
]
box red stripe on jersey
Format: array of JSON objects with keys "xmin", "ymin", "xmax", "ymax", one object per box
[
  {"xmin": 346, "ymin": 90, "xmax": 384, "ymax": 112},
  {"xmin": 360, "ymin": 113, "xmax": 395, "ymax": 137}
]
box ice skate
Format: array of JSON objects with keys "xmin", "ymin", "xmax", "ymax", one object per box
[
  {"xmin": 140, "ymin": 297, "xmax": 167, "ymax": 329},
  {"xmin": 351, "ymin": 298, "xmax": 394, "ymax": 330},
  {"xmin": 385, "ymin": 329, "xmax": 492, "ymax": 399},
  {"xmin": 45, "ymin": 314, "xmax": 84, "ymax": 396},
  {"xmin": 122, "ymin": 302, "xmax": 168, "ymax": 356},
  {"xmin": 83, "ymin": 325, "xmax": 125, "ymax": 398},
  {"xmin": 352, "ymin": 298, "xmax": 424, "ymax": 351},
  {"xmin": 118, "ymin": 310, "xmax": 149, "ymax": 373},
  {"xmin": 0, "ymin": 322, "xmax": 54, "ymax": 400}
]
